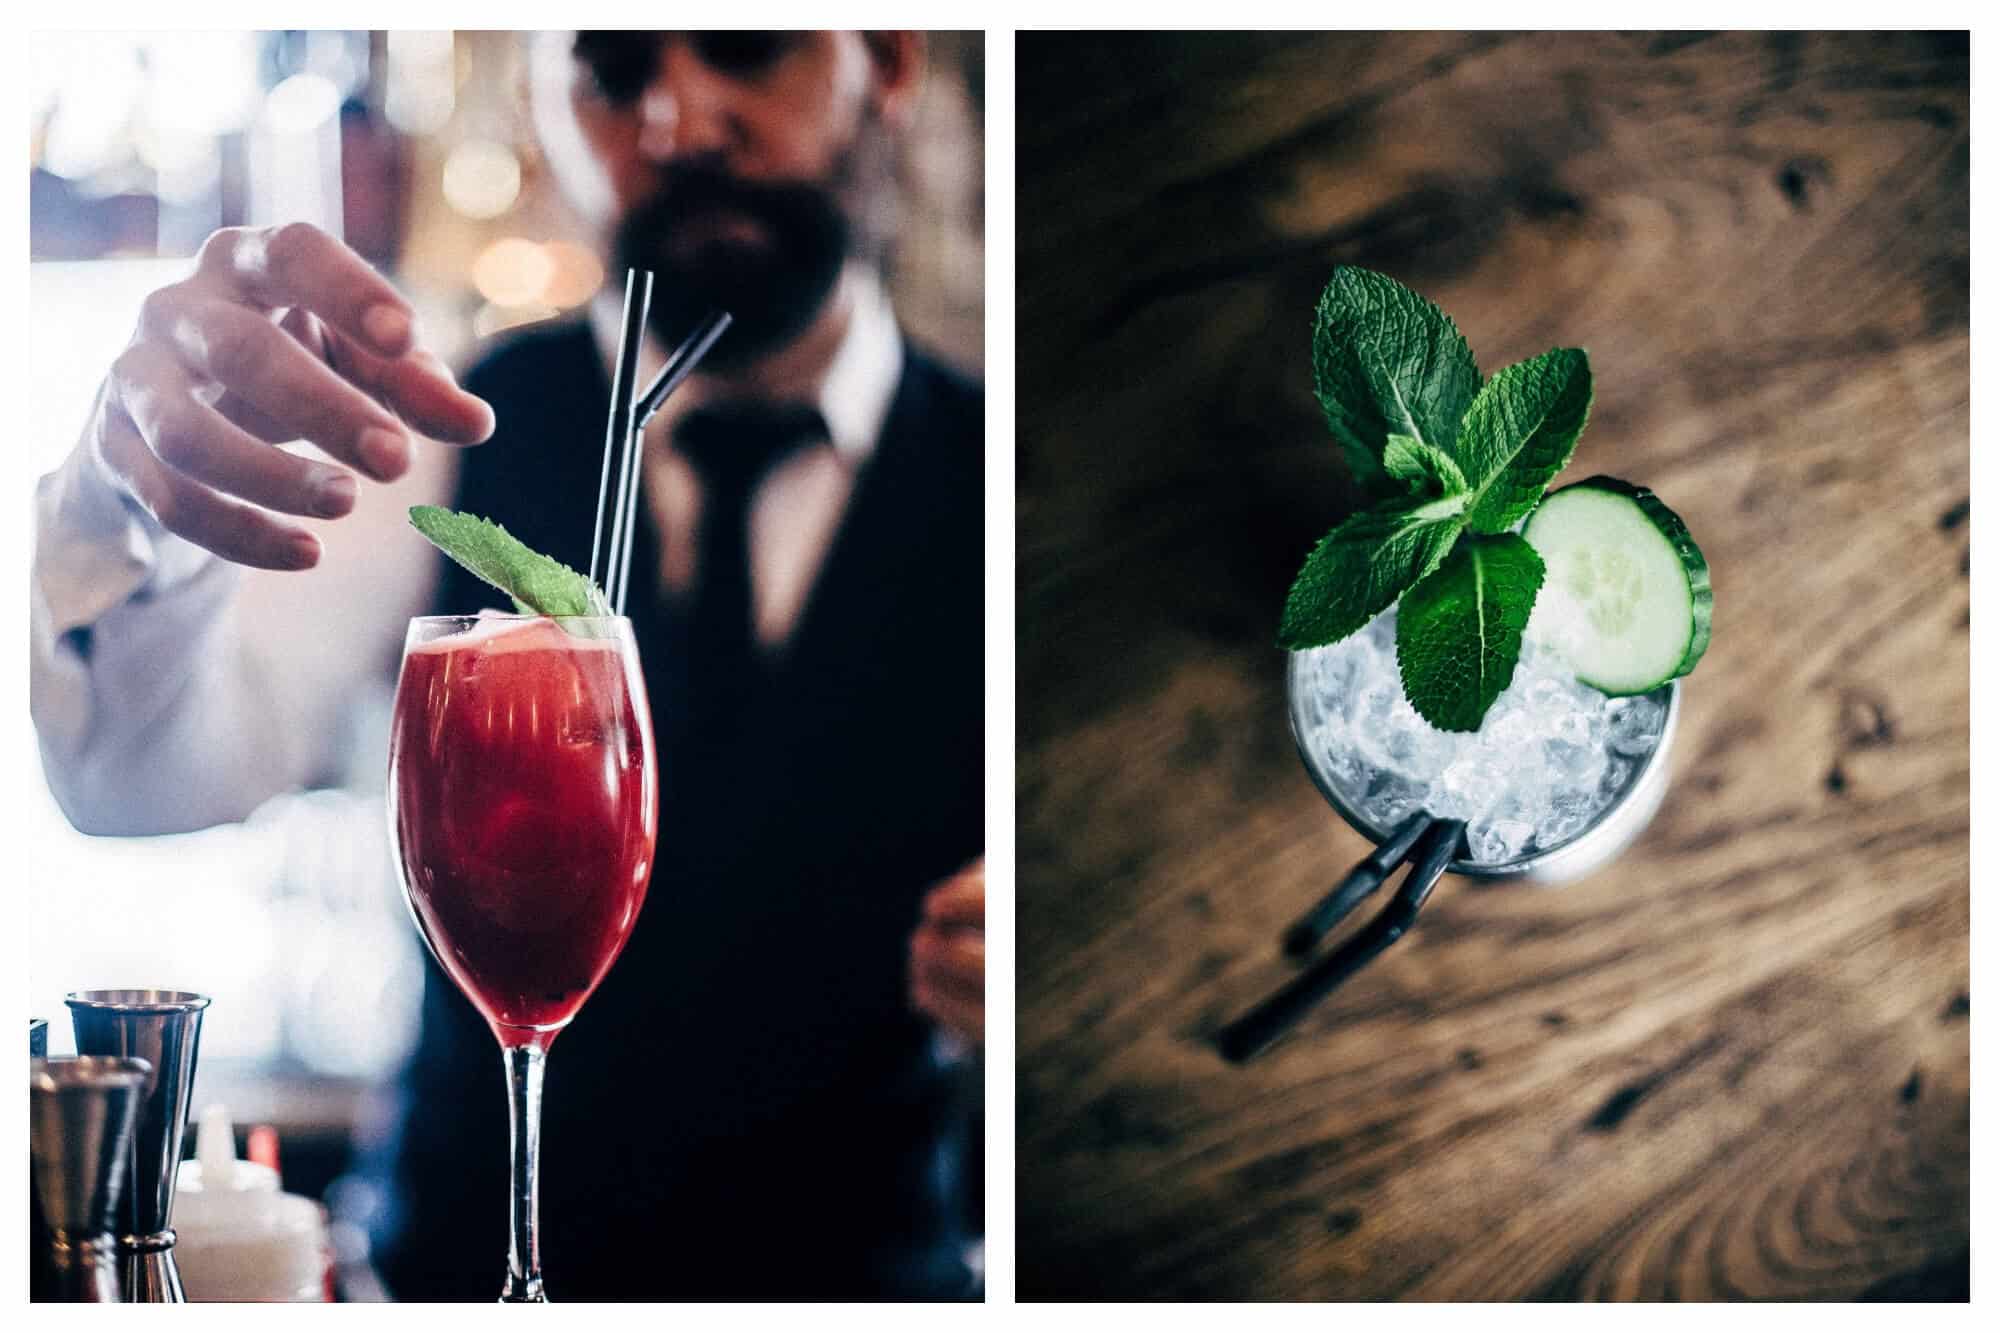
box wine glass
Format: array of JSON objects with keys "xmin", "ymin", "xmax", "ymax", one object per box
[{"xmin": 387, "ymin": 614, "xmax": 657, "ymax": 1301}]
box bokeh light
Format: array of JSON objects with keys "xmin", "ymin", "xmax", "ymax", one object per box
[
  {"xmin": 263, "ymin": 72, "xmax": 341, "ymax": 136},
  {"xmin": 136, "ymin": 124, "xmax": 212, "ymax": 177},
  {"xmin": 441, "ymin": 139, "xmax": 521, "ymax": 220},
  {"xmin": 539, "ymin": 240, "xmax": 606, "ymax": 309},
  {"xmin": 471, "ymin": 237, "xmax": 555, "ymax": 307},
  {"xmin": 148, "ymin": 144, "xmax": 223, "ymax": 207},
  {"xmin": 385, "ymin": 31, "xmax": 455, "ymax": 135},
  {"xmin": 139, "ymin": 32, "xmax": 259, "ymax": 140},
  {"xmin": 37, "ymin": 37, "xmax": 146, "ymax": 180}
]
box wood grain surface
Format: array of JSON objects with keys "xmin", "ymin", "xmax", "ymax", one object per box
[{"xmin": 1015, "ymin": 31, "xmax": 1968, "ymax": 1301}]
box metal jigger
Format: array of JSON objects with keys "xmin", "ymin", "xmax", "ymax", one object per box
[
  {"xmin": 30, "ymin": 1056, "xmax": 153, "ymax": 1301},
  {"xmin": 65, "ymin": 990, "xmax": 210, "ymax": 1302},
  {"xmin": 29, "ymin": 1019, "xmax": 53, "ymax": 1301}
]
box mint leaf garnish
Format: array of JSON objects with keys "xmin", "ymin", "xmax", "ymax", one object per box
[
  {"xmin": 1395, "ymin": 533, "xmax": 1545, "ymax": 732},
  {"xmin": 1286, "ymin": 267, "xmax": 1636, "ymax": 731},
  {"xmin": 1312, "ymin": 267, "xmax": 1480, "ymax": 488},
  {"xmin": 1279, "ymin": 491, "xmax": 1468, "ymax": 650},
  {"xmin": 1456, "ymin": 347, "xmax": 1593, "ymax": 534},
  {"xmin": 408, "ymin": 506, "xmax": 610, "ymax": 617},
  {"xmin": 1382, "ymin": 433, "xmax": 1470, "ymax": 499}
]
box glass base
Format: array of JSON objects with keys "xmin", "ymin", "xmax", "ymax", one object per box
[{"xmin": 500, "ymin": 1274, "xmax": 547, "ymax": 1302}]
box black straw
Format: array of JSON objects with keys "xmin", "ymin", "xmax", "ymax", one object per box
[
  {"xmin": 610, "ymin": 309, "xmax": 733, "ymax": 615},
  {"xmin": 592, "ymin": 268, "xmax": 653, "ymax": 596},
  {"xmin": 1282, "ymin": 811, "xmax": 1436, "ymax": 957},
  {"xmin": 1218, "ymin": 819, "xmax": 1465, "ymax": 1064},
  {"xmin": 603, "ymin": 273, "xmax": 656, "ymax": 613},
  {"xmin": 633, "ymin": 311, "xmax": 734, "ymax": 429}
]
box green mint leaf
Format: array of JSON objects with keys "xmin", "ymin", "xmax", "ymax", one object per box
[
  {"xmin": 408, "ymin": 506, "xmax": 610, "ymax": 618},
  {"xmin": 1395, "ymin": 532, "xmax": 1545, "ymax": 732},
  {"xmin": 1382, "ymin": 433, "xmax": 1469, "ymax": 499},
  {"xmin": 1456, "ymin": 347, "xmax": 1593, "ymax": 534},
  {"xmin": 1312, "ymin": 267, "xmax": 1481, "ymax": 487},
  {"xmin": 1279, "ymin": 492, "xmax": 1469, "ymax": 650}
]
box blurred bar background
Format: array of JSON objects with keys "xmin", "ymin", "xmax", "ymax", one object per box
[{"xmin": 28, "ymin": 28, "xmax": 982, "ymax": 1223}]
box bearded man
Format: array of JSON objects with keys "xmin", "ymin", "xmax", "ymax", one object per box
[{"xmin": 31, "ymin": 31, "xmax": 984, "ymax": 1300}]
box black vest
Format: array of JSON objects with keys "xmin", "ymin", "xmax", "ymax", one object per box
[{"xmin": 374, "ymin": 320, "xmax": 984, "ymax": 1300}]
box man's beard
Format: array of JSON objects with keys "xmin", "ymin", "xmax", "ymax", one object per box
[{"xmin": 612, "ymin": 157, "xmax": 858, "ymax": 373}]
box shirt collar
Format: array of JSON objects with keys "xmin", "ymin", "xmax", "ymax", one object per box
[
  {"xmin": 814, "ymin": 268, "xmax": 902, "ymax": 463},
  {"xmin": 593, "ymin": 268, "xmax": 903, "ymax": 464}
]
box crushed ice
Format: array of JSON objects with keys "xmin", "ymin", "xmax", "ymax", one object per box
[{"xmin": 1292, "ymin": 608, "xmax": 1667, "ymax": 865}]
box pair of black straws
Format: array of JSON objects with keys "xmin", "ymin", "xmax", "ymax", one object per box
[{"xmin": 1216, "ymin": 812, "xmax": 1465, "ymax": 1064}]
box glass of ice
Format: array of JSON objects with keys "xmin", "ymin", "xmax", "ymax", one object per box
[{"xmin": 1287, "ymin": 607, "xmax": 1679, "ymax": 885}]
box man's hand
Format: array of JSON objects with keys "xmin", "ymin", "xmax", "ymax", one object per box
[
  {"xmin": 910, "ymin": 859, "xmax": 984, "ymax": 1044},
  {"xmin": 82, "ymin": 223, "xmax": 496, "ymax": 569}
]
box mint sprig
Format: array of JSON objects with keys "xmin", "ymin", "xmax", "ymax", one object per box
[
  {"xmin": 1456, "ymin": 346, "xmax": 1592, "ymax": 533},
  {"xmin": 408, "ymin": 506, "xmax": 610, "ymax": 617},
  {"xmin": 1381, "ymin": 433, "xmax": 1469, "ymax": 499},
  {"xmin": 1395, "ymin": 534, "xmax": 1545, "ymax": 732},
  {"xmin": 1282, "ymin": 266, "xmax": 1597, "ymax": 731},
  {"xmin": 1279, "ymin": 489, "xmax": 1468, "ymax": 649},
  {"xmin": 1312, "ymin": 267, "xmax": 1480, "ymax": 488}
]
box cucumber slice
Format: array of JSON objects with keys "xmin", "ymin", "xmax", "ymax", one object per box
[{"xmin": 1522, "ymin": 476, "xmax": 1712, "ymax": 695}]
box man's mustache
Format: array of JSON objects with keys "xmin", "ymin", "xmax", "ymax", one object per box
[
  {"xmin": 622, "ymin": 164, "xmax": 838, "ymax": 251},
  {"xmin": 611, "ymin": 157, "xmax": 852, "ymax": 370}
]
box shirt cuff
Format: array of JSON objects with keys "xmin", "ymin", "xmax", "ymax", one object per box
[{"xmin": 32, "ymin": 444, "xmax": 222, "ymax": 640}]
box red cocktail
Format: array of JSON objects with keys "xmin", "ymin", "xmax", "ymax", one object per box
[{"xmin": 387, "ymin": 614, "xmax": 656, "ymax": 1301}]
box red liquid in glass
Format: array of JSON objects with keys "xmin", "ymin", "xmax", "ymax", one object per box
[{"xmin": 390, "ymin": 620, "xmax": 657, "ymax": 1048}]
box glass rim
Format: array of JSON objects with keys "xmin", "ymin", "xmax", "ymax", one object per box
[
  {"xmin": 406, "ymin": 613, "xmax": 632, "ymax": 624},
  {"xmin": 65, "ymin": 988, "xmax": 211, "ymax": 1012},
  {"xmin": 1283, "ymin": 653, "xmax": 1681, "ymax": 878},
  {"xmin": 31, "ymin": 1055, "xmax": 156, "ymax": 1091}
]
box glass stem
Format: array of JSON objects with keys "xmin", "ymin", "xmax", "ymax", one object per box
[{"xmin": 500, "ymin": 1043, "xmax": 548, "ymax": 1302}]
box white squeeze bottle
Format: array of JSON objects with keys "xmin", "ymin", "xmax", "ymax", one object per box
[{"xmin": 173, "ymin": 1103, "xmax": 335, "ymax": 1301}]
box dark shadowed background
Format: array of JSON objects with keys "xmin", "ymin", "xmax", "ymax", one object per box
[{"xmin": 1016, "ymin": 31, "xmax": 1967, "ymax": 1300}]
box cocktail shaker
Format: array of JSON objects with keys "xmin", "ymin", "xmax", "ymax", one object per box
[
  {"xmin": 29, "ymin": 1056, "xmax": 152, "ymax": 1302},
  {"xmin": 65, "ymin": 990, "xmax": 210, "ymax": 1302}
]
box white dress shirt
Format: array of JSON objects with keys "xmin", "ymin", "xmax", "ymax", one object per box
[{"xmin": 31, "ymin": 273, "xmax": 905, "ymax": 837}]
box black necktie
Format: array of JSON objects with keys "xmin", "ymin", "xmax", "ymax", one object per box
[{"xmin": 672, "ymin": 402, "xmax": 829, "ymax": 719}]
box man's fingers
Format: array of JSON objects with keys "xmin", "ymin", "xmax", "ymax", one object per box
[
  {"xmin": 910, "ymin": 897, "xmax": 984, "ymax": 1042},
  {"xmin": 276, "ymin": 302, "xmax": 330, "ymax": 353},
  {"xmin": 327, "ymin": 329, "xmax": 496, "ymax": 446},
  {"xmin": 912, "ymin": 923, "xmax": 984, "ymax": 986},
  {"xmin": 116, "ymin": 345, "xmax": 357, "ymax": 520},
  {"xmin": 212, "ymin": 389, "xmax": 302, "ymax": 444},
  {"xmin": 914, "ymin": 964, "xmax": 984, "ymax": 1013},
  {"xmin": 209, "ymin": 309, "xmax": 350, "ymax": 442},
  {"xmin": 281, "ymin": 295, "xmax": 494, "ymax": 447},
  {"xmin": 170, "ymin": 237, "xmax": 492, "ymax": 451},
  {"xmin": 923, "ymin": 892, "xmax": 984, "ymax": 930},
  {"xmin": 199, "ymin": 223, "xmax": 414, "ymax": 359},
  {"xmin": 911, "ymin": 970, "xmax": 983, "ymax": 1042},
  {"xmin": 915, "ymin": 990, "xmax": 981, "ymax": 1041},
  {"xmin": 147, "ymin": 296, "xmax": 415, "ymax": 481},
  {"xmin": 98, "ymin": 407, "xmax": 320, "ymax": 571},
  {"xmin": 921, "ymin": 868, "xmax": 985, "ymax": 929}
]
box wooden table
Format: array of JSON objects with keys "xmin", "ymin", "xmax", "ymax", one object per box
[{"xmin": 1015, "ymin": 31, "xmax": 1968, "ymax": 1301}]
